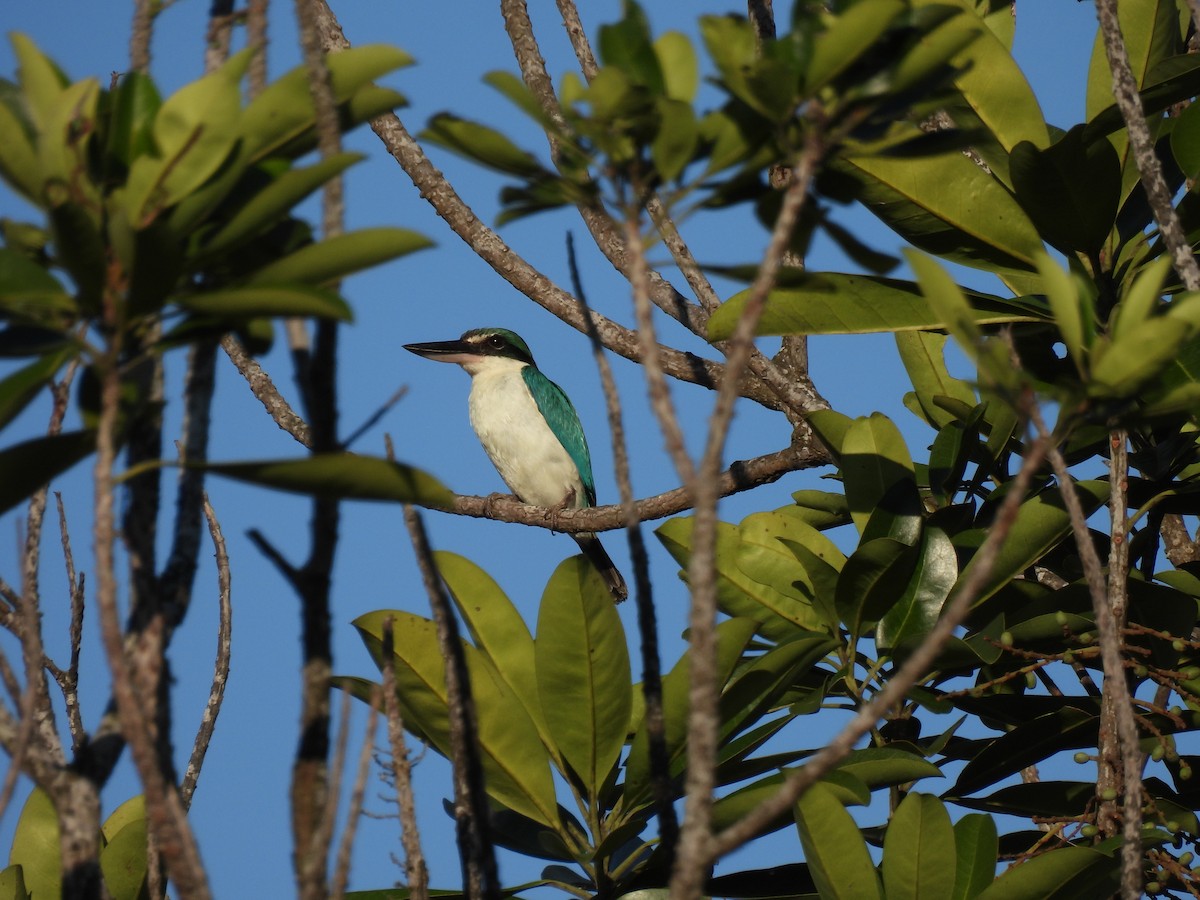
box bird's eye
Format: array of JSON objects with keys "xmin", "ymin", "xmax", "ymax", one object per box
[{"xmin": 488, "ymin": 335, "xmax": 504, "ymax": 349}]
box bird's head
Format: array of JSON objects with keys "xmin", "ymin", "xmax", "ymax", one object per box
[{"xmin": 404, "ymin": 327, "xmax": 536, "ymax": 375}]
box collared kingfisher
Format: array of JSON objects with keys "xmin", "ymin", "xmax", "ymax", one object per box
[{"xmin": 404, "ymin": 327, "xmax": 628, "ymax": 602}]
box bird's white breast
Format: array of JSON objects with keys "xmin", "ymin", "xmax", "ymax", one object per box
[{"xmin": 467, "ymin": 364, "xmax": 586, "ymax": 509}]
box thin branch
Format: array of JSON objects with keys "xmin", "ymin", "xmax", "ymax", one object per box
[
  {"xmin": 1094, "ymin": 0, "xmax": 1200, "ymax": 291},
  {"xmin": 331, "ymin": 689, "xmax": 380, "ymax": 900},
  {"xmin": 403, "ymin": 505, "xmax": 499, "ymax": 900},
  {"xmin": 709, "ymin": 417, "xmax": 1050, "ymax": 860},
  {"xmin": 181, "ymin": 495, "xmax": 233, "ymax": 810},
  {"xmin": 203, "ymin": 0, "xmax": 237, "ymax": 73},
  {"xmin": 221, "ymin": 336, "xmax": 313, "ymax": 448},
  {"xmin": 55, "ymin": 492, "xmax": 86, "ymax": 752},
  {"xmin": 315, "ymin": 688, "xmax": 354, "ymax": 898},
  {"xmin": 246, "ymin": 0, "xmax": 269, "ymax": 99},
  {"xmin": 129, "ymin": 0, "xmax": 153, "ymax": 73},
  {"xmin": 570, "ymin": 233, "xmax": 678, "ymax": 852},
  {"xmin": 380, "ymin": 615, "xmax": 429, "ymax": 900}
]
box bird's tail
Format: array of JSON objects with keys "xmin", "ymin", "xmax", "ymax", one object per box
[{"xmin": 574, "ymin": 532, "xmax": 628, "ymax": 603}]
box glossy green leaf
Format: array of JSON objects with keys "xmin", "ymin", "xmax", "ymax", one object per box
[
  {"xmin": 708, "ymin": 273, "xmax": 1042, "ymax": 340},
  {"xmin": 106, "ymin": 72, "xmax": 161, "ymax": 168},
  {"xmin": 836, "ymin": 537, "xmax": 917, "ymax": 640},
  {"xmin": 36, "ymin": 78, "xmax": 100, "ymax": 210},
  {"xmin": 951, "ymin": 707, "xmax": 1098, "ymax": 797},
  {"xmin": 656, "ymin": 517, "xmax": 822, "ymax": 639},
  {"xmin": 876, "ymin": 527, "xmax": 957, "ymax": 652},
  {"xmin": 653, "ymin": 32, "xmax": 698, "ymax": 102},
  {"xmin": 882, "ymin": 792, "xmax": 956, "ymax": 900},
  {"xmin": 720, "ymin": 634, "xmax": 837, "ymax": 742},
  {"xmin": 248, "ymin": 227, "xmax": 433, "ymax": 287},
  {"xmin": 8, "ymin": 789, "xmax": 59, "ymax": 899},
  {"xmin": 0, "ymin": 430, "xmax": 95, "ymax": 515},
  {"xmin": 622, "ymin": 617, "xmax": 758, "ymax": 810},
  {"xmin": 955, "ymin": 480, "xmax": 1108, "ymax": 610},
  {"xmin": 836, "ymin": 145, "xmax": 1043, "ymax": 279},
  {"xmin": 435, "ymin": 551, "xmax": 547, "ymax": 740},
  {"xmin": 789, "ymin": 490, "xmax": 851, "ymax": 530},
  {"xmin": 201, "ymin": 453, "xmax": 453, "ymax": 507},
  {"xmin": 794, "ymin": 782, "xmax": 883, "ymax": 900},
  {"xmin": 354, "ymin": 610, "xmax": 559, "ymax": 828},
  {"xmin": 1085, "ymin": 0, "xmax": 1182, "ymax": 120},
  {"xmin": 198, "ymin": 153, "xmax": 364, "ymax": 256},
  {"xmin": 1034, "ymin": 251, "xmax": 1091, "ymax": 374},
  {"xmin": 835, "ymin": 747, "xmax": 943, "ymax": 789},
  {"xmin": 1112, "ymin": 254, "xmax": 1171, "ymax": 336},
  {"xmin": 535, "ymin": 557, "xmax": 631, "ymax": 801},
  {"xmin": 927, "ymin": 415, "xmax": 976, "ymax": 506},
  {"xmin": 976, "ymin": 846, "xmax": 1118, "ymax": 899},
  {"xmin": 174, "ymin": 285, "xmax": 351, "ymax": 321},
  {"xmin": 737, "ymin": 509, "xmax": 836, "ymax": 633},
  {"xmin": 841, "ymin": 412, "xmax": 915, "ymax": 535},
  {"xmin": 1010, "ymin": 127, "xmax": 1120, "ymax": 254},
  {"xmin": 1172, "ymin": 97, "xmax": 1200, "ymax": 179},
  {"xmin": 951, "ymin": 813, "xmax": 998, "ymax": 900},
  {"xmin": 805, "ymin": 408, "xmax": 853, "ymax": 462},
  {"xmin": 1090, "ymin": 316, "xmax": 1195, "ymax": 397},
  {"xmin": 896, "ymin": 330, "xmax": 978, "ymax": 430},
  {"xmin": 951, "ymin": 781, "xmax": 1093, "ymax": 819},
  {"xmin": 714, "ymin": 768, "xmax": 870, "ymax": 839}
]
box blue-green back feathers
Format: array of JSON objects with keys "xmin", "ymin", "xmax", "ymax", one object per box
[{"xmin": 521, "ymin": 365, "xmax": 596, "ymax": 507}]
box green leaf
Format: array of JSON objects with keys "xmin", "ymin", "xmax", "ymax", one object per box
[
  {"xmin": 435, "ymin": 552, "xmax": 547, "ymax": 740},
  {"xmin": 951, "ymin": 814, "xmax": 998, "ymax": 900},
  {"xmin": 955, "ymin": 480, "xmax": 1108, "ymax": 610},
  {"xmin": 248, "ymin": 227, "xmax": 433, "ymax": 287},
  {"xmin": 99, "ymin": 799, "xmax": 148, "ymax": 900},
  {"xmin": 622, "ymin": 617, "xmax": 758, "ymax": 811},
  {"xmin": 650, "ymin": 98, "xmax": 697, "ymax": 182},
  {"xmin": 1010, "ymin": 126, "xmax": 1120, "ymax": 254},
  {"xmin": 422, "ymin": 114, "xmax": 545, "ymax": 177},
  {"xmin": 0, "ymin": 430, "xmax": 95, "ymax": 515},
  {"xmin": 598, "ymin": 2, "xmax": 664, "ymax": 94},
  {"xmin": 353, "ymin": 611, "xmax": 560, "ymax": 829},
  {"xmin": 841, "ymin": 412, "xmax": 915, "ymax": 535},
  {"xmin": 835, "ymin": 146, "xmax": 1043, "ymax": 279},
  {"xmin": 197, "ymin": 153, "xmax": 364, "ymax": 257},
  {"xmin": 0, "ymin": 349, "xmax": 70, "ymax": 432},
  {"xmin": 805, "ymin": 409, "xmax": 853, "ymax": 462},
  {"xmin": 0, "ymin": 864, "xmax": 28, "ymax": 900},
  {"xmin": 720, "ymin": 634, "xmax": 837, "ymax": 742},
  {"xmin": 708, "ymin": 273, "xmax": 1042, "ymax": 340},
  {"xmin": 836, "ymin": 537, "xmax": 916, "ymax": 640},
  {"xmin": 106, "ymin": 72, "xmax": 161, "ymax": 169},
  {"xmin": 8, "ymin": 789, "xmax": 59, "ymax": 899},
  {"xmin": 535, "ymin": 557, "xmax": 632, "ymax": 801},
  {"xmin": 0, "ymin": 99, "xmax": 40, "ymax": 202},
  {"xmin": 11, "ymin": 33, "xmax": 67, "ymax": 132},
  {"xmin": 1172, "ymin": 97, "xmax": 1200, "ymax": 179},
  {"xmin": 876, "ymin": 527, "xmax": 957, "ymax": 652},
  {"xmin": 201, "ymin": 453, "xmax": 452, "ymax": 507},
  {"xmin": 951, "ymin": 781, "xmax": 1094, "ymax": 819},
  {"xmin": 882, "ymin": 793, "xmax": 956, "ymax": 900},
  {"xmin": 835, "ymin": 747, "xmax": 943, "ymax": 789},
  {"xmin": 656, "ymin": 517, "xmax": 822, "ymax": 639},
  {"xmin": 1090, "ymin": 316, "xmax": 1196, "ymax": 398},
  {"xmin": 241, "ymin": 45, "xmax": 413, "ymax": 161},
  {"xmin": 807, "ymin": 0, "xmax": 905, "ymax": 92},
  {"xmin": 789, "ymin": 490, "xmax": 851, "ymax": 530},
  {"xmin": 896, "ymin": 330, "xmax": 978, "ymax": 430},
  {"xmin": 794, "ymin": 782, "xmax": 883, "ymax": 900},
  {"xmin": 174, "ymin": 285, "xmax": 352, "ymax": 321},
  {"xmin": 1112, "ymin": 253, "xmax": 1172, "ymax": 336},
  {"xmin": 951, "ymin": 707, "xmax": 1098, "ymax": 797},
  {"xmin": 976, "ymin": 846, "xmax": 1118, "ymax": 900},
  {"xmin": 736, "ymin": 509, "xmax": 837, "ymax": 634},
  {"xmin": 653, "ymin": 32, "xmax": 698, "ymax": 102}
]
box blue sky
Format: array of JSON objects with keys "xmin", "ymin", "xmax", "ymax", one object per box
[{"xmin": 0, "ymin": 1, "xmax": 1105, "ymax": 895}]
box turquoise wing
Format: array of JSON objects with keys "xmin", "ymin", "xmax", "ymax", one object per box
[{"xmin": 521, "ymin": 366, "xmax": 596, "ymax": 507}]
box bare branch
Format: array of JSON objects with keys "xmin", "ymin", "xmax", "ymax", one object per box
[
  {"xmin": 221, "ymin": 335, "xmax": 314, "ymax": 448},
  {"xmin": 331, "ymin": 689, "xmax": 381, "ymax": 899},
  {"xmin": 380, "ymin": 616, "xmax": 429, "ymax": 900},
  {"xmin": 246, "ymin": 0, "xmax": 269, "ymax": 99},
  {"xmin": 403, "ymin": 505, "xmax": 500, "ymax": 900},
  {"xmin": 130, "ymin": 0, "xmax": 153, "ymax": 73},
  {"xmin": 181, "ymin": 495, "xmax": 233, "ymax": 810}
]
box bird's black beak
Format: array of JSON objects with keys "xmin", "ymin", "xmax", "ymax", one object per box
[{"xmin": 403, "ymin": 339, "xmax": 478, "ymax": 363}]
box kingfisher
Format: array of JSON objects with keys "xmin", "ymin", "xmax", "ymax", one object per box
[{"xmin": 404, "ymin": 327, "xmax": 628, "ymax": 602}]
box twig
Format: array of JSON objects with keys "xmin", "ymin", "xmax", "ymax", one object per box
[
  {"xmin": 708, "ymin": 401, "xmax": 1049, "ymax": 863},
  {"xmin": 181, "ymin": 495, "xmax": 233, "ymax": 810},
  {"xmin": 130, "ymin": 0, "xmax": 154, "ymax": 73},
  {"xmin": 55, "ymin": 492, "xmax": 86, "ymax": 752},
  {"xmin": 569, "ymin": 232, "xmax": 678, "ymax": 852},
  {"xmin": 380, "ymin": 615, "xmax": 429, "ymax": 900},
  {"xmin": 403, "ymin": 505, "xmax": 499, "ymax": 900},
  {"xmin": 331, "ymin": 688, "xmax": 381, "ymax": 899},
  {"xmin": 315, "ymin": 688, "xmax": 354, "ymax": 898},
  {"xmin": 204, "ymin": 0, "xmax": 236, "ymax": 73},
  {"xmin": 220, "ymin": 336, "xmax": 313, "ymax": 448},
  {"xmin": 246, "ymin": 0, "xmax": 269, "ymax": 99},
  {"xmin": 341, "ymin": 386, "xmax": 408, "ymax": 450},
  {"xmin": 1093, "ymin": 0, "xmax": 1200, "ymax": 291}
]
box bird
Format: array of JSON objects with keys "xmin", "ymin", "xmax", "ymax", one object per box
[{"xmin": 404, "ymin": 327, "xmax": 628, "ymax": 602}]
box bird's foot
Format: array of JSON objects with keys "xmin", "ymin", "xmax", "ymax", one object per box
[
  {"xmin": 483, "ymin": 492, "xmax": 513, "ymax": 518},
  {"xmin": 548, "ymin": 488, "xmax": 577, "ymax": 533}
]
